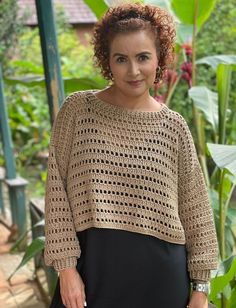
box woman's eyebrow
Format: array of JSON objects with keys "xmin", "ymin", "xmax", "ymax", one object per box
[{"xmin": 112, "ymin": 51, "xmax": 152, "ymax": 58}]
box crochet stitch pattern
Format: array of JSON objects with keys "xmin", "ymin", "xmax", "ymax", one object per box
[{"xmin": 44, "ymin": 90, "xmax": 218, "ymax": 281}]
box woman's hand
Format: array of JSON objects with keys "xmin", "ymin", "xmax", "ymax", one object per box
[
  {"xmin": 187, "ymin": 291, "xmax": 208, "ymax": 308},
  {"xmin": 59, "ymin": 267, "xmax": 86, "ymax": 308}
]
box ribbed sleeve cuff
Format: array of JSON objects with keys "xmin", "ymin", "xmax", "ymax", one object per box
[
  {"xmin": 189, "ymin": 270, "xmax": 211, "ymax": 282},
  {"xmin": 53, "ymin": 257, "xmax": 77, "ymax": 272}
]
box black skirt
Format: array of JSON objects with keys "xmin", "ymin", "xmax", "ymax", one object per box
[{"xmin": 50, "ymin": 227, "xmax": 191, "ymax": 308}]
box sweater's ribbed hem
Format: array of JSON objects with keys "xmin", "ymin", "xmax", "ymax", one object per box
[
  {"xmin": 53, "ymin": 257, "xmax": 77, "ymax": 272},
  {"xmin": 189, "ymin": 270, "xmax": 211, "ymax": 282}
]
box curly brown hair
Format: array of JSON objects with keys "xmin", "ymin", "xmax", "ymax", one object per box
[{"xmin": 91, "ymin": 2, "xmax": 176, "ymax": 83}]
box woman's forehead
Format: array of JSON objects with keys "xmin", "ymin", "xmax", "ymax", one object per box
[{"xmin": 109, "ymin": 30, "xmax": 156, "ymax": 53}]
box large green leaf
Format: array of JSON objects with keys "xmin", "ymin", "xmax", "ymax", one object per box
[
  {"xmin": 33, "ymin": 219, "xmax": 45, "ymax": 227},
  {"xmin": 10, "ymin": 219, "xmax": 45, "ymax": 253},
  {"xmin": 176, "ymin": 24, "xmax": 193, "ymax": 44},
  {"xmin": 171, "ymin": 0, "xmax": 216, "ymax": 28},
  {"xmin": 84, "ymin": 0, "xmax": 108, "ymax": 19},
  {"xmin": 196, "ymin": 55, "xmax": 236, "ymax": 70},
  {"xmin": 108, "ymin": 0, "xmax": 144, "ymax": 5},
  {"xmin": 145, "ymin": 0, "xmax": 173, "ymax": 12},
  {"xmin": 217, "ymin": 64, "xmax": 233, "ymax": 144},
  {"xmin": 227, "ymin": 208, "xmax": 236, "ymax": 227},
  {"xmin": 230, "ymin": 113, "xmax": 236, "ymax": 144},
  {"xmin": 145, "ymin": 0, "xmax": 193, "ymax": 43},
  {"xmin": 221, "ymin": 173, "xmax": 236, "ymax": 202},
  {"xmin": 5, "ymin": 76, "xmax": 102, "ymax": 92},
  {"xmin": 7, "ymin": 236, "xmax": 45, "ymax": 281},
  {"xmin": 210, "ymin": 255, "xmax": 236, "ymax": 301},
  {"xmin": 207, "ymin": 143, "xmax": 236, "ymax": 177},
  {"xmin": 5, "ymin": 75, "xmax": 45, "ymax": 87},
  {"xmin": 230, "ymin": 285, "xmax": 236, "ymax": 308},
  {"xmin": 11, "ymin": 60, "xmax": 44, "ymax": 74},
  {"xmin": 188, "ymin": 86, "xmax": 218, "ymax": 132},
  {"xmin": 10, "ymin": 229, "xmax": 30, "ymax": 253},
  {"xmin": 64, "ymin": 78, "xmax": 103, "ymax": 92}
]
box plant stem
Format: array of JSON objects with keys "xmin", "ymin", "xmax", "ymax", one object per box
[
  {"xmin": 192, "ymin": 0, "xmax": 198, "ymax": 87},
  {"xmin": 199, "ymin": 154, "xmax": 210, "ymax": 187},
  {"xmin": 190, "ymin": 0, "xmax": 209, "ymax": 184},
  {"xmin": 225, "ymin": 183, "xmax": 236, "ymax": 211},
  {"xmin": 219, "ymin": 169, "xmax": 226, "ymax": 260},
  {"xmin": 165, "ymin": 75, "xmax": 181, "ymax": 106}
]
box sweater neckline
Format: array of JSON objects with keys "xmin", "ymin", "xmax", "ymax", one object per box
[{"xmin": 87, "ymin": 89, "xmax": 169, "ymax": 121}]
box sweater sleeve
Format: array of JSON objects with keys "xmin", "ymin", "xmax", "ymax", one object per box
[
  {"xmin": 44, "ymin": 95, "xmax": 81, "ymax": 272},
  {"xmin": 178, "ymin": 117, "xmax": 219, "ymax": 282}
]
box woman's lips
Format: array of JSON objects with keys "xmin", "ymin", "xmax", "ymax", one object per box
[{"xmin": 127, "ymin": 80, "xmax": 143, "ymax": 86}]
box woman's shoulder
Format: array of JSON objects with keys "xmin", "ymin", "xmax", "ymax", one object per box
[
  {"xmin": 59, "ymin": 89, "xmax": 97, "ymax": 113},
  {"xmin": 164, "ymin": 107, "xmax": 189, "ymax": 130},
  {"xmin": 62, "ymin": 89, "xmax": 94, "ymax": 105}
]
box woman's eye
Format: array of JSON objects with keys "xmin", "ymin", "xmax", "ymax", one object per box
[
  {"xmin": 116, "ymin": 57, "xmax": 126, "ymax": 63},
  {"xmin": 139, "ymin": 55, "xmax": 149, "ymax": 61}
]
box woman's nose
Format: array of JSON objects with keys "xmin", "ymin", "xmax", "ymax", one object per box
[{"xmin": 127, "ymin": 61, "xmax": 140, "ymax": 76}]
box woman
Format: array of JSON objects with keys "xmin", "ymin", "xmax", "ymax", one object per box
[{"xmin": 44, "ymin": 3, "xmax": 218, "ymax": 308}]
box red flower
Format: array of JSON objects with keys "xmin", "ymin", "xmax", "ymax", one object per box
[
  {"xmin": 181, "ymin": 43, "xmax": 192, "ymax": 57},
  {"xmin": 180, "ymin": 62, "xmax": 192, "ymax": 75},
  {"xmin": 180, "ymin": 61, "xmax": 192, "ymax": 87}
]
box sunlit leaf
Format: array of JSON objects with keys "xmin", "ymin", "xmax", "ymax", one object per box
[
  {"xmin": 207, "ymin": 144, "xmax": 236, "ymax": 177},
  {"xmin": 188, "ymin": 86, "xmax": 218, "ymax": 132},
  {"xmin": 5, "ymin": 75, "xmax": 45, "ymax": 87},
  {"xmin": 196, "ymin": 55, "xmax": 236, "ymax": 70},
  {"xmin": 176, "ymin": 24, "xmax": 193, "ymax": 44},
  {"xmin": 210, "ymin": 255, "xmax": 236, "ymax": 301},
  {"xmin": 11, "ymin": 60, "xmax": 44, "ymax": 74},
  {"xmin": 84, "ymin": 0, "xmax": 108, "ymax": 19},
  {"xmin": 145, "ymin": 0, "xmax": 172, "ymax": 12},
  {"xmin": 5, "ymin": 76, "xmax": 103, "ymax": 92},
  {"xmin": 226, "ymin": 208, "xmax": 236, "ymax": 227},
  {"xmin": 217, "ymin": 64, "xmax": 233, "ymax": 144},
  {"xmin": 171, "ymin": 0, "xmax": 216, "ymax": 28},
  {"xmin": 7, "ymin": 236, "xmax": 45, "ymax": 281}
]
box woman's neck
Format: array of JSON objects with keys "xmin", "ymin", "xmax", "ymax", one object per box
[{"xmin": 99, "ymin": 85, "xmax": 161, "ymax": 111}]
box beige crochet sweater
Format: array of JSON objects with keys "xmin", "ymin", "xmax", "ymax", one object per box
[{"xmin": 44, "ymin": 89, "xmax": 218, "ymax": 281}]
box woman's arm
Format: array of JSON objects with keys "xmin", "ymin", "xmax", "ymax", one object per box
[
  {"xmin": 44, "ymin": 93, "xmax": 81, "ymax": 272},
  {"xmin": 177, "ymin": 116, "xmax": 219, "ymax": 282}
]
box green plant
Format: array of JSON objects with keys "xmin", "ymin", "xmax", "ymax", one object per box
[
  {"xmin": 0, "ymin": 0, "xmax": 24, "ymax": 66},
  {"xmin": 1, "ymin": 6, "xmax": 108, "ymax": 169},
  {"xmin": 166, "ymin": 3, "xmax": 236, "ymax": 307},
  {"xmin": 188, "ymin": 55, "xmax": 236, "ymax": 260},
  {"xmin": 210, "ymin": 255, "xmax": 236, "ymax": 307}
]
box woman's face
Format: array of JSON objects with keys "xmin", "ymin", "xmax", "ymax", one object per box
[{"xmin": 109, "ymin": 29, "xmax": 158, "ymax": 97}]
